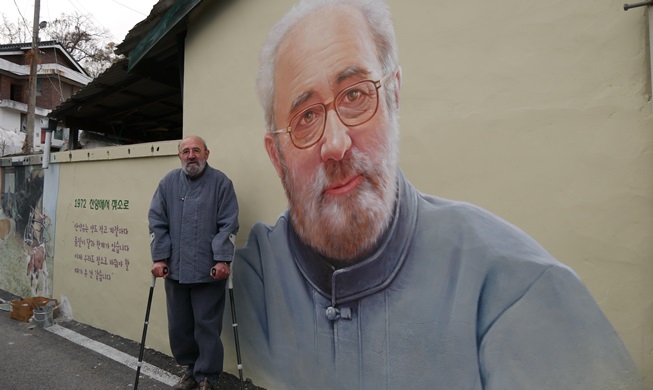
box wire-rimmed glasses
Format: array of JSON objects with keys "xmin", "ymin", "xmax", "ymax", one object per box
[{"xmin": 270, "ymin": 72, "xmax": 394, "ymax": 149}]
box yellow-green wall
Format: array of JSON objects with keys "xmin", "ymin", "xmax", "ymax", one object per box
[
  {"xmin": 36, "ymin": 0, "xmax": 653, "ymax": 387},
  {"xmin": 183, "ymin": 0, "xmax": 653, "ymax": 385},
  {"xmin": 51, "ymin": 142, "xmax": 180, "ymax": 356}
]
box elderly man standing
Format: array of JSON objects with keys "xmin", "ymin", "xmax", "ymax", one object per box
[
  {"xmin": 149, "ymin": 135, "xmax": 239, "ymax": 390},
  {"xmin": 232, "ymin": 0, "xmax": 641, "ymax": 389}
]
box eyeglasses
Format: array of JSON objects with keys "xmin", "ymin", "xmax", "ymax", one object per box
[
  {"xmin": 179, "ymin": 147, "xmax": 204, "ymax": 157},
  {"xmin": 270, "ymin": 72, "xmax": 394, "ymax": 149}
]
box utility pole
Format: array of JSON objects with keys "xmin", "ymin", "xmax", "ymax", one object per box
[{"xmin": 23, "ymin": 0, "xmax": 41, "ymax": 155}]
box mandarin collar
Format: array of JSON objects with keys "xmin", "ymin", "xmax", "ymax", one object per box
[{"xmin": 288, "ymin": 170, "xmax": 418, "ymax": 306}]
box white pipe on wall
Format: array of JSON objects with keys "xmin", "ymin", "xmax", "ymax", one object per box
[{"xmin": 42, "ymin": 130, "xmax": 52, "ymax": 169}]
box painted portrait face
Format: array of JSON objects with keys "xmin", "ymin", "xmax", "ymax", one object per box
[
  {"xmin": 265, "ymin": 4, "xmax": 400, "ymax": 262},
  {"xmin": 178, "ymin": 136, "xmax": 209, "ymax": 178}
]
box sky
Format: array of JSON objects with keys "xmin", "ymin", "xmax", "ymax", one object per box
[{"xmin": 3, "ymin": 0, "xmax": 159, "ymax": 44}]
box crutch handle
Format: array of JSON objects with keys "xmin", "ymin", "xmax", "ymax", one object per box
[
  {"xmin": 151, "ymin": 267, "xmax": 168, "ymax": 287},
  {"xmin": 211, "ymin": 265, "xmax": 229, "ymax": 280},
  {"xmin": 137, "ymin": 267, "xmax": 163, "ymax": 389}
]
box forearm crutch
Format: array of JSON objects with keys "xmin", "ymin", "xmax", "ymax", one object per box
[
  {"xmin": 134, "ymin": 266, "xmax": 167, "ymax": 389},
  {"xmin": 213, "ymin": 234, "xmax": 244, "ymax": 389},
  {"xmin": 228, "ymin": 270, "xmax": 244, "ymax": 390}
]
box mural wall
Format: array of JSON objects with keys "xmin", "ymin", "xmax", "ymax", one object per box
[
  {"xmin": 0, "ymin": 162, "xmax": 53, "ymax": 299},
  {"xmin": 0, "ymin": 144, "xmax": 181, "ymax": 358},
  {"xmin": 0, "ymin": 0, "xmax": 650, "ymax": 389},
  {"xmin": 49, "ymin": 143, "xmax": 179, "ymax": 355},
  {"xmin": 185, "ymin": 0, "xmax": 653, "ymax": 388}
]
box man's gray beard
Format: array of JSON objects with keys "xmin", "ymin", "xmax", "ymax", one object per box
[
  {"xmin": 281, "ymin": 134, "xmax": 398, "ymax": 262},
  {"xmin": 183, "ymin": 160, "xmax": 205, "ymax": 177}
]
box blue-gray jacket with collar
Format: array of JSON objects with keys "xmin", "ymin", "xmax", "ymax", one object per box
[
  {"xmin": 149, "ymin": 164, "xmax": 239, "ymax": 283},
  {"xmin": 230, "ymin": 170, "xmax": 639, "ymax": 390}
]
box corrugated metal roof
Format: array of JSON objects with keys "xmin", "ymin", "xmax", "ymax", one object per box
[
  {"xmin": 47, "ymin": 0, "xmax": 186, "ymax": 145},
  {"xmin": 48, "ymin": 56, "xmax": 182, "ymax": 143}
]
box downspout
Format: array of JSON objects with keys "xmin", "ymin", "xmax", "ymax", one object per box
[
  {"xmin": 649, "ymin": 6, "xmax": 653, "ymax": 107},
  {"xmin": 623, "ymin": 2, "xmax": 653, "ymax": 105},
  {"xmin": 42, "ymin": 131, "xmax": 52, "ymax": 169},
  {"xmin": 42, "ymin": 119, "xmax": 57, "ymax": 169}
]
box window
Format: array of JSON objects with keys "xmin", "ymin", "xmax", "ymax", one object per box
[{"xmin": 10, "ymin": 84, "xmax": 23, "ymax": 102}]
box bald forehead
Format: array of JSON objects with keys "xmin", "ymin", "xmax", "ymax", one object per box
[
  {"xmin": 273, "ymin": 4, "xmax": 380, "ymax": 122},
  {"xmin": 276, "ymin": 4, "xmax": 372, "ymax": 66},
  {"xmin": 179, "ymin": 136, "xmax": 205, "ymax": 151}
]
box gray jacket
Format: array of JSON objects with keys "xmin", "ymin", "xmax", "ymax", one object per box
[
  {"xmin": 149, "ymin": 164, "xmax": 239, "ymax": 283},
  {"xmin": 231, "ymin": 170, "xmax": 639, "ymax": 390}
]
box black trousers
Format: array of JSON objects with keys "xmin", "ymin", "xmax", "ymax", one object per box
[{"xmin": 164, "ymin": 278, "xmax": 226, "ymax": 383}]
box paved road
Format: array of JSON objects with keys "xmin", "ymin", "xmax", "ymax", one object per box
[
  {"xmin": 0, "ymin": 290, "xmax": 263, "ymax": 390},
  {"xmin": 0, "ymin": 303, "xmax": 175, "ymax": 389}
]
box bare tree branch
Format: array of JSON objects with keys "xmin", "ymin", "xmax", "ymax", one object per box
[{"xmin": 0, "ymin": 11, "xmax": 122, "ymax": 78}]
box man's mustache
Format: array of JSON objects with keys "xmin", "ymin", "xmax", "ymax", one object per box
[{"xmin": 321, "ymin": 151, "xmax": 373, "ymax": 189}]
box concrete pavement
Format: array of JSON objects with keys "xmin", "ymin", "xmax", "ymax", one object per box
[
  {"xmin": 0, "ymin": 290, "xmax": 263, "ymax": 390},
  {"xmin": 0, "ymin": 298, "xmax": 176, "ymax": 389}
]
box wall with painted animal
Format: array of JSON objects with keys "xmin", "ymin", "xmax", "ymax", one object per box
[{"xmin": 0, "ymin": 161, "xmax": 54, "ymax": 299}]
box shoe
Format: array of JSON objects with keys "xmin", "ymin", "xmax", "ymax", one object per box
[
  {"xmin": 173, "ymin": 372, "xmax": 198, "ymax": 390},
  {"xmin": 198, "ymin": 378, "xmax": 217, "ymax": 390}
]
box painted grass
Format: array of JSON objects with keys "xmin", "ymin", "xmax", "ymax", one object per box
[{"xmin": 0, "ymin": 234, "xmax": 54, "ymax": 299}]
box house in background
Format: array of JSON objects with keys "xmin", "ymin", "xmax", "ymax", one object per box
[
  {"xmin": 48, "ymin": 0, "xmax": 184, "ymax": 148},
  {"xmin": 0, "ymin": 41, "xmax": 92, "ymax": 155},
  {"xmin": 1, "ymin": 1, "xmax": 647, "ymax": 388}
]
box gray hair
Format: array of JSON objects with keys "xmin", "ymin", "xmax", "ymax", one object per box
[
  {"xmin": 256, "ymin": 0, "xmax": 399, "ymax": 132},
  {"xmin": 178, "ymin": 135, "xmax": 208, "ymax": 152}
]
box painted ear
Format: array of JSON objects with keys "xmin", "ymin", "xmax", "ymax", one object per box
[
  {"xmin": 264, "ymin": 133, "xmax": 284, "ymax": 179},
  {"xmin": 394, "ymin": 66, "xmax": 402, "ymax": 110}
]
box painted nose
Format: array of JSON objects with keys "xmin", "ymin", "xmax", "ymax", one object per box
[{"xmin": 320, "ymin": 109, "xmax": 352, "ymax": 161}]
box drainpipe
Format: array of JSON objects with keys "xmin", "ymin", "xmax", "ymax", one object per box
[
  {"xmin": 623, "ymin": 2, "xmax": 653, "ymax": 109},
  {"xmin": 42, "ymin": 119, "xmax": 56, "ymax": 169}
]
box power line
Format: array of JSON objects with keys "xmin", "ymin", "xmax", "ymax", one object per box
[
  {"xmin": 66, "ymin": 0, "xmax": 108, "ymax": 32},
  {"xmin": 12, "ymin": 0, "xmax": 32, "ymax": 34},
  {"xmin": 49, "ymin": 45, "xmax": 66, "ymax": 102},
  {"xmin": 113, "ymin": 0, "xmax": 147, "ymax": 16}
]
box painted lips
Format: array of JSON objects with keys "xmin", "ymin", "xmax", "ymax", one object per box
[{"xmin": 324, "ymin": 175, "xmax": 362, "ymax": 196}]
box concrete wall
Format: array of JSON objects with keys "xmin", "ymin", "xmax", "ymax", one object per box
[
  {"xmin": 48, "ymin": 143, "xmax": 180, "ymax": 357},
  {"xmin": 0, "ymin": 144, "xmax": 182, "ymax": 358},
  {"xmin": 0, "ymin": 105, "xmax": 23, "ymax": 132},
  {"xmin": 0, "ymin": 0, "xmax": 649, "ymax": 387},
  {"xmin": 183, "ymin": 0, "xmax": 653, "ymax": 385}
]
